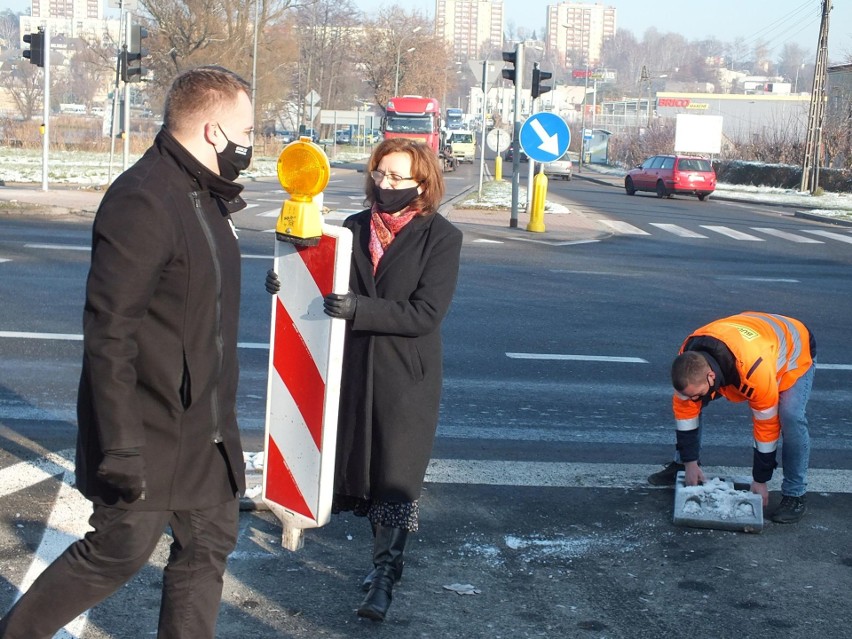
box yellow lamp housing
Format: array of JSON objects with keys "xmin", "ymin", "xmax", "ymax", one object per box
[{"xmin": 275, "ymin": 138, "xmax": 330, "ymax": 246}]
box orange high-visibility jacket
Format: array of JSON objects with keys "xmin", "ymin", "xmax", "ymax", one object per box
[{"xmin": 673, "ymin": 312, "xmax": 813, "ymax": 466}]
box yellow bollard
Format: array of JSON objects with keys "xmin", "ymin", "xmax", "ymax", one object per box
[
  {"xmin": 494, "ymin": 154, "xmax": 503, "ymax": 181},
  {"xmin": 526, "ymin": 170, "xmax": 547, "ymax": 233}
]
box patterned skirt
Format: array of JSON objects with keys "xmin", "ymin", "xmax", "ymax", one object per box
[{"xmin": 332, "ymin": 494, "xmax": 420, "ymax": 532}]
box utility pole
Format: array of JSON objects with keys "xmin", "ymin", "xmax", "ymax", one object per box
[
  {"xmin": 800, "ymin": 0, "xmax": 832, "ymax": 194},
  {"xmin": 41, "ymin": 24, "xmax": 50, "ymax": 191}
]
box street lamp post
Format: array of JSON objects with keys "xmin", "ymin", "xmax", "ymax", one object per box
[{"xmin": 394, "ymin": 26, "xmax": 422, "ymax": 97}]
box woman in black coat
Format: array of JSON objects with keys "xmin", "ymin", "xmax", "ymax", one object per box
[{"xmin": 268, "ymin": 138, "xmax": 462, "ymax": 621}]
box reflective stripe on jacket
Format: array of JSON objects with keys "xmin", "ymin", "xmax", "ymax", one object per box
[{"xmin": 672, "ymin": 312, "xmax": 813, "ymax": 459}]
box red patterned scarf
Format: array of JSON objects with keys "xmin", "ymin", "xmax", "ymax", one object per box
[{"xmin": 369, "ymin": 206, "xmax": 419, "ymax": 274}]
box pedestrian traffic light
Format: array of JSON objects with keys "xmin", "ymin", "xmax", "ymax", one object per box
[
  {"xmin": 121, "ymin": 22, "xmax": 148, "ymax": 83},
  {"xmin": 501, "ymin": 45, "xmax": 523, "ymax": 88},
  {"xmin": 531, "ymin": 63, "xmax": 552, "ymax": 100},
  {"xmin": 22, "ymin": 30, "xmax": 45, "ymax": 67}
]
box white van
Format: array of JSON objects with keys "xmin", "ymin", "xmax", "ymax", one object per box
[{"xmin": 446, "ymin": 130, "xmax": 476, "ymax": 163}]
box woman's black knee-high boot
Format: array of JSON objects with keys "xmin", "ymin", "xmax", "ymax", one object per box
[
  {"xmin": 357, "ymin": 526, "xmax": 408, "ymax": 621},
  {"xmin": 360, "ymin": 522, "xmax": 405, "ymax": 591}
]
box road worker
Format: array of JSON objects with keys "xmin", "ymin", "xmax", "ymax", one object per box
[{"xmin": 649, "ymin": 312, "xmax": 816, "ymax": 524}]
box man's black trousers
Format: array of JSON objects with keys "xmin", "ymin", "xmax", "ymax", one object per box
[{"xmin": 0, "ymin": 496, "xmax": 239, "ymax": 639}]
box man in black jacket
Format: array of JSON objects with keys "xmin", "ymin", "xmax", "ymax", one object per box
[{"xmin": 0, "ymin": 66, "xmax": 253, "ymax": 639}]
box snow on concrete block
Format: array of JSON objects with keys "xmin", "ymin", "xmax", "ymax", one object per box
[{"xmin": 673, "ymin": 471, "xmax": 763, "ymax": 533}]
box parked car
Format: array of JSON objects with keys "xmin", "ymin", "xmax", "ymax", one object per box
[
  {"xmin": 503, "ymin": 146, "xmax": 528, "ymax": 163},
  {"xmin": 335, "ymin": 129, "xmax": 351, "ymax": 144},
  {"xmin": 543, "ymin": 156, "xmax": 572, "ymax": 180},
  {"xmin": 624, "ymin": 154, "xmax": 716, "ymax": 200},
  {"xmin": 301, "ymin": 128, "xmax": 320, "ymax": 143},
  {"xmin": 275, "ymin": 130, "xmax": 295, "ymax": 143}
]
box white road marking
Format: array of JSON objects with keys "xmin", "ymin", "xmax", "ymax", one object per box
[
  {"xmin": 0, "ymin": 331, "xmax": 82, "ymax": 340},
  {"xmin": 506, "ymin": 352, "xmax": 648, "ymax": 363},
  {"xmin": 804, "ymin": 230, "xmax": 852, "ymax": 244},
  {"xmin": 700, "ymin": 225, "xmax": 764, "ymax": 241},
  {"xmin": 597, "ymin": 220, "xmax": 650, "ymax": 235},
  {"xmin": 424, "ymin": 460, "xmax": 852, "ymax": 493},
  {"xmin": 713, "ymin": 276, "xmax": 800, "ymax": 283},
  {"xmin": 0, "ymin": 258, "xmax": 9, "ymax": 263},
  {"xmin": 1, "ymin": 333, "xmax": 848, "ymax": 374},
  {"xmin": 24, "ymin": 243, "xmax": 90, "ymax": 251},
  {"xmin": 9, "ymin": 465, "xmax": 91, "ymax": 638},
  {"xmin": 649, "ymin": 223, "xmax": 708, "ymax": 238},
  {"xmin": 751, "ymin": 227, "xmax": 824, "ymax": 243},
  {"xmin": 257, "ymin": 208, "xmax": 280, "ymax": 218}
]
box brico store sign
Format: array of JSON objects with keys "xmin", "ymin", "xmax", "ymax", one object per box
[{"xmin": 658, "ymin": 97, "xmax": 709, "ymax": 110}]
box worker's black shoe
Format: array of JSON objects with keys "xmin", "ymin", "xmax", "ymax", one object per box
[
  {"xmin": 771, "ymin": 495, "xmax": 806, "ymax": 523},
  {"xmin": 647, "ymin": 462, "xmax": 684, "ymax": 486}
]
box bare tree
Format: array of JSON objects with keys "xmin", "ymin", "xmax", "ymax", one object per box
[
  {"xmin": 0, "ymin": 9, "xmax": 21, "ymax": 51},
  {"xmin": 139, "ymin": 0, "xmax": 300, "ymax": 112},
  {"xmin": 3, "ymin": 61, "xmax": 43, "ymax": 120},
  {"xmin": 292, "ymin": 0, "xmax": 360, "ymax": 133},
  {"xmin": 357, "ymin": 6, "xmax": 452, "ymax": 111}
]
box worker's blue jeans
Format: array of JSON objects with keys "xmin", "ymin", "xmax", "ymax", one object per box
[
  {"xmin": 673, "ymin": 363, "xmax": 814, "ymax": 496},
  {"xmin": 778, "ymin": 363, "xmax": 815, "ymax": 497}
]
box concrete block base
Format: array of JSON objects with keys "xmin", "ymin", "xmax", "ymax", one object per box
[{"xmin": 673, "ymin": 471, "xmax": 764, "ymax": 533}]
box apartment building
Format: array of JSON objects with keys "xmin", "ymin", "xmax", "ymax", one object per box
[
  {"xmin": 436, "ymin": 0, "xmax": 504, "ymax": 60},
  {"xmin": 20, "ymin": 0, "xmax": 118, "ymax": 45},
  {"xmin": 32, "ymin": 0, "xmax": 102, "ymax": 20},
  {"xmin": 545, "ymin": 1, "xmax": 616, "ymax": 70}
]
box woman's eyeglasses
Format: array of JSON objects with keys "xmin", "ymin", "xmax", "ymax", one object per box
[{"xmin": 370, "ymin": 169, "xmax": 415, "ymax": 187}]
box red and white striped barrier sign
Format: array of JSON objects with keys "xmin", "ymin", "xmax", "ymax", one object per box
[{"xmin": 263, "ymin": 223, "xmax": 352, "ymax": 550}]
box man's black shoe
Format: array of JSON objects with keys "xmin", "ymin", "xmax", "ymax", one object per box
[
  {"xmin": 647, "ymin": 461, "xmax": 685, "ymax": 486},
  {"xmin": 771, "ymin": 495, "xmax": 806, "ymax": 523}
]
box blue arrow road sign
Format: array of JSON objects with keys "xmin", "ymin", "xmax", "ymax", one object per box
[{"xmin": 519, "ymin": 112, "xmax": 571, "ymax": 163}]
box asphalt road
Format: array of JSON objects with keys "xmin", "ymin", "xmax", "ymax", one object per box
[{"xmin": 1, "ymin": 169, "xmax": 851, "ymax": 638}]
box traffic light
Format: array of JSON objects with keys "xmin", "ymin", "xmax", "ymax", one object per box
[
  {"xmin": 501, "ymin": 44, "xmax": 524, "ymax": 87},
  {"xmin": 22, "ymin": 30, "xmax": 45, "ymax": 67},
  {"xmin": 121, "ymin": 22, "xmax": 148, "ymax": 83},
  {"xmin": 531, "ymin": 63, "xmax": 552, "ymax": 100}
]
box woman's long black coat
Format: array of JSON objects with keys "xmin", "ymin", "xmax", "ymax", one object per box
[{"xmin": 334, "ymin": 209, "xmax": 462, "ymax": 503}]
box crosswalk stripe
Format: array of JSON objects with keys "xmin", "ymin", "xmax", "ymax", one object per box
[
  {"xmin": 257, "ymin": 208, "xmax": 280, "ymax": 218},
  {"xmin": 649, "ymin": 223, "xmax": 708, "ymax": 238},
  {"xmin": 700, "ymin": 225, "xmax": 764, "ymax": 241},
  {"xmin": 751, "ymin": 228, "xmax": 823, "ymax": 243},
  {"xmin": 597, "ymin": 220, "xmax": 650, "ymax": 235},
  {"xmin": 804, "ymin": 230, "xmax": 852, "ymax": 244}
]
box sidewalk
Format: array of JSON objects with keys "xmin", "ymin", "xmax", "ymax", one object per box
[{"xmin": 0, "ymin": 184, "xmax": 103, "ymax": 216}]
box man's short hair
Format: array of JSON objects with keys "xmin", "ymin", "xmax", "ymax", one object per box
[
  {"xmin": 671, "ymin": 351, "xmax": 709, "ymax": 392},
  {"xmin": 163, "ymin": 65, "xmax": 250, "ymax": 135}
]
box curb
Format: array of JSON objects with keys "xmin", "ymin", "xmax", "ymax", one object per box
[{"xmin": 794, "ymin": 210, "xmax": 852, "ymax": 227}]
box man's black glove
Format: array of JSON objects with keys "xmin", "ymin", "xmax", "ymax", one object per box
[
  {"xmin": 323, "ymin": 292, "xmax": 357, "ymax": 320},
  {"xmin": 97, "ymin": 449, "xmax": 146, "ymax": 503},
  {"xmin": 265, "ymin": 269, "xmax": 281, "ymax": 295}
]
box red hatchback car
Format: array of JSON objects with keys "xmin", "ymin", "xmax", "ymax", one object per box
[{"xmin": 624, "ymin": 154, "xmax": 716, "ymax": 201}]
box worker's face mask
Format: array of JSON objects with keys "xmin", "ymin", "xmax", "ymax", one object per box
[{"xmin": 216, "ymin": 124, "xmax": 252, "ymax": 181}]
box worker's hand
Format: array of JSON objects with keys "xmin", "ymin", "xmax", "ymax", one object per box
[
  {"xmin": 97, "ymin": 449, "xmax": 146, "ymax": 503},
  {"xmin": 265, "ymin": 269, "xmax": 281, "ymax": 295},
  {"xmin": 323, "ymin": 292, "xmax": 357, "ymax": 320},
  {"xmin": 684, "ymin": 460, "xmax": 705, "ymax": 486},
  {"xmin": 751, "ymin": 481, "xmax": 769, "ymax": 506}
]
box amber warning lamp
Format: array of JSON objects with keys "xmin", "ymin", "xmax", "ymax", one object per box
[{"xmin": 275, "ymin": 137, "xmax": 330, "ymax": 246}]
